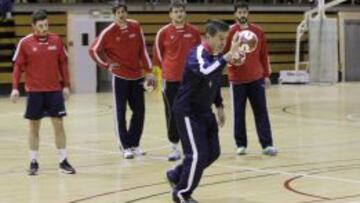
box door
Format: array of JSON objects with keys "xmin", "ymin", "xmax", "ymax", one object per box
[
  {"xmin": 96, "ymin": 22, "xmax": 112, "ymax": 92},
  {"xmin": 345, "ymin": 20, "xmax": 360, "ymax": 81}
]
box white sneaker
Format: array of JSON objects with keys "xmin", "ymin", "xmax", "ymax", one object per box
[
  {"xmin": 168, "ymin": 148, "xmax": 181, "ymax": 161},
  {"xmin": 132, "ymin": 147, "xmax": 146, "ymax": 156},
  {"xmin": 236, "ymin": 147, "xmax": 247, "ymax": 155},
  {"xmin": 262, "ymin": 146, "xmax": 278, "ymax": 156},
  {"xmin": 123, "ymin": 148, "xmax": 134, "ymax": 159}
]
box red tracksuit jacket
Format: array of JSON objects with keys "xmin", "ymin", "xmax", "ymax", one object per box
[
  {"xmin": 224, "ymin": 23, "xmax": 271, "ymax": 84},
  {"xmin": 89, "ymin": 20, "xmax": 152, "ymax": 80},
  {"xmin": 12, "ymin": 32, "xmax": 70, "ymax": 92},
  {"xmin": 153, "ymin": 23, "xmax": 201, "ymax": 81}
]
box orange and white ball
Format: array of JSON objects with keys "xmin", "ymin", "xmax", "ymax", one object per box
[{"xmin": 236, "ymin": 30, "xmax": 258, "ymax": 53}]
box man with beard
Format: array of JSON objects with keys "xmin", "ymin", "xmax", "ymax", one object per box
[
  {"xmin": 224, "ymin": 2, "xmax": 278, "ymax": 156},
  {"xmin": 89, "ymin": 2, "xmax": 154, "ymax": 159},
  {"xmin": 153, "ymin": 0, "xmax": 202, "ymax": 161}
]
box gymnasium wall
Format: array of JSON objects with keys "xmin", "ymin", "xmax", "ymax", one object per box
[
  {"xmin": 0, "ymin": 11, "xmax": 67, "ymax": 95},
  {"xmin": 0, "ymin": 7, "xmax": 318, "ymax": 94}
]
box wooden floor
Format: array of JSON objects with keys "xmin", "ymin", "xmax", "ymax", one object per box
[{"xmin": 1, "ymin": 83, "xmax": 360, "ymax": 203}]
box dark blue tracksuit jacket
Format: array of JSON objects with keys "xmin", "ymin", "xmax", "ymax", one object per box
[
  {"xmin": 173, "ymin": 43, "xmax": 226, "ymax": 115},
  {"xmin": 169, "ymin": 43, "xmax": 227, "ymax": 201}
]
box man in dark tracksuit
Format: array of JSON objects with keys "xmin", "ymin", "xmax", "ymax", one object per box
[{"xmin": 166, "ymin": 20, "xmax": 240, "ymax": 203}]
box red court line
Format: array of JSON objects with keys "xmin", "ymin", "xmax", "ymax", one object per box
[
  {"xmin": 284, "ymin": 166, "xmax": 360, "ymax": 203},
  {"xmin": 284, "ymin": 175, "xmax": 331, "ymax": 201}
]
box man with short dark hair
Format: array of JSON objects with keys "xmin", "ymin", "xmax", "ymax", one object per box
[
  {"xmin": 166, "ymin": 20, "xmax": 240, "ymax": 203},
  {"xmin": 224, "ymin": 2, "xmax": 278, "ymax": 156},
  {"xmin": 89, "ymin": 2, "xmax": 154, "ymax": 159},
  {"xmin": 11, "ymin": 10, "xmax": 75, "ymax": 175},
  {"xmin": 153, "ymin": 0, "xmax": 201, "ymax": 161}
]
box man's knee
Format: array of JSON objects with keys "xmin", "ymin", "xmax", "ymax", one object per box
[
  {"xmin": 208, "ymin": 148, "xmax": 220, "ymax": 165},
  {"xmin": 51, "ymin": 118, "xmax": 65, "ymax": 133}
]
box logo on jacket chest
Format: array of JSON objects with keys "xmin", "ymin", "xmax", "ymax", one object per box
[
  {"xmin": 48, "ymin": 45, "xmax": 57, "ymax": 51},
  {"xmin": 32, "ymin": 47, "xmax": 38, "ymax": 52},
  {"xmin": 116, "ymin": 32, "xmax": 135, "ymax": 41},
  {"xmin": 129, "ymin": 33, "xmax": 136, "ymax": 38},
  {"xmin": 183, "ymin": 33, "xmax": 193, "ymax": 38}
]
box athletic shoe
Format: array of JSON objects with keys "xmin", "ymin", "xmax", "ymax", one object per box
[
  {"xmin": 59, "ymin": 159, "xmax": 76, "ymax": 174},
  {"xmin": 173, "ymin": 196, "xmax": 199, "ymax": 203},
  {"xmin": 28, "ymin": 159, "xmax": 39, "ymax": 176},
  {"xmin": 166, "ymin": 170, "xmax": 177, "ymax": 189},
  {"xmin": 168, "ymin": 148, "xmax": 181, "ymax": 161},
  {"xmin": 262, "ymin": 146, "xmax": 278, "ymax": 156},
  {"xmin": 132, "ymin": 147, "xmax": 146, "ymax": 156},
  {"xmin": 236, "ymin": 146, "xmax": 247, "ymax": 155},
  {"xmin": 123, "ymin": 148, "xmax": 134, "ymax": 159}
]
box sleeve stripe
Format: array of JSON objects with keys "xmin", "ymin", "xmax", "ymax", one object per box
[
  {"xmin": 12, "ymin": 34, "xmax": 33, "ymax": 62},
  {"xmin": 196, "ymin": 45, "xmax": 222, "ymax": 75},
  {"xmin": 197, "ymin": 45, "xmax": 205, "ymax": 70},
  {"xmin": 140, "ymin": 28, "xmax": 152, "ymax": 69},
  {"xmin": 92, "ymin": 23, "xmax": 116, "ymax": 67},
  {"xmin": 63, "ymin": 46, "xmax": 68, "ymax": 57},
  {"xmin": 155, "ymin": 24, "xmax": 171, "ymax": 62}
]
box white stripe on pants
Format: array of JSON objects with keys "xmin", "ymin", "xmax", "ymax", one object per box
[{"xmin": 177, "ymin": 116, "xmax": 199, "ymax": 201}]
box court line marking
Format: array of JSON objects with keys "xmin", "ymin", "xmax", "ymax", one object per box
[
  {"xmin": 284, "ymin": 165, "xmax": 360, "ymax": 203},
  {"xmin": 72, "ymin": 162, "xmax": 360, "ymax": 203},
  {"xmin": 2, "ymin": 133, "xmax": 360, "ymax": 161},
  {"xmin": 1, "ymin": 137, "xmax": 359, "ymax": 181},
  {"xmin": 0, "ymin": 137, "xmax": 171, "ymax": 155},
  {"xmin": 346, "ymin": 114, "xmax": 360, "ymax": 122},
  {"xmin": 212, "ymin": 163, "xmax": 360, "ymax": 185},
  {"xmin": 279, "ymin": 105, "xmax": 360, "ymax": 127}
]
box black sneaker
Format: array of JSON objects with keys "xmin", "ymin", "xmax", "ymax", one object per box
[
  {"xmin": 173, "ymin": 196, "xmax": 199, "ymax": 203},
  {"xmin": 59, "ymin": 159, "xmax": 76, "ymax": 174},
  {"xmin": 28, "ymin": 160, "xmax": 39, "ymax": 176},
  {"xmin": 187, "ymin": 197, "xmax": 199, "ymax": 203},
  {"xmin": 166, "ymin": 170, "xmax": 177, "ymax": 189}
]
